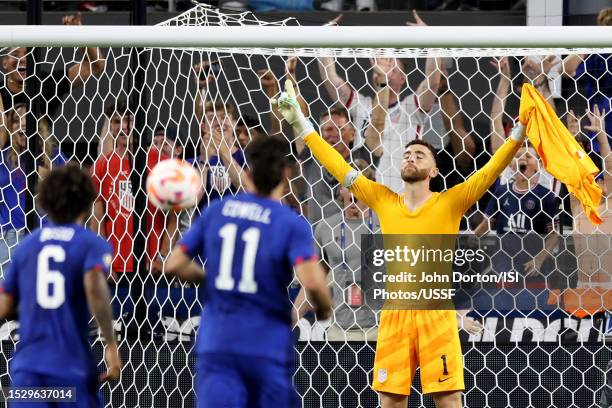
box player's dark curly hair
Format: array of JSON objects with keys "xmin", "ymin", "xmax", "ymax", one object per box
[
  {"xmin": 38, "ymin": 163, "xmax": 96, "ymax": 224},
  {"xmin": 245, "ymin": 137, "xmax": 293, "ymax": 195}
]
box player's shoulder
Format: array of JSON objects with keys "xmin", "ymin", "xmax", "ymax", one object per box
[
  {"xmin": 41, "ymin": 224, "xmax": 109, "ymax": 250},
  {"xmin": 205, "ymin": 196, "xmax": 226, "ymax": 215},
  {"xmin": 246, "ymin": 194, "xmax": 310, "ymax": 231},
  {"xmin": 208, "ymin": 193, "xmax": 307, "ymax": 228},
  {"xmin": 12, "ymin": 229, "xmax": 41, "ymax": 259},
  {"xmin": 373, "ymin": 184, "xmax": 402, "ymax": 208},
  {"xmin": 285, "ymin": 213, "xmax": 313, "ymax": 241},
  {"xmin": 76, "ymin": 226, "xmax": 111, "ymax": 247}
]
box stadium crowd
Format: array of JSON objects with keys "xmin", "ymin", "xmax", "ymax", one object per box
[{"xmin": 0, "ymin": 8, "xmax": 610, "ymax": 341}]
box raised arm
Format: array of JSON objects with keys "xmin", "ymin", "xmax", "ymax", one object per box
[
  {"xmin": 286, "ymin": 57, "xmax": 310, "ymax": 156},
  {"xmin": 452, "ymin": 124, "xmax": 524, "ymax": 213},
  {"xmin": 407, "ymin": 11, "xmax": 441, "ymax": 113},
  {"xmin": 562, "ymin": 54, "xmax": 587, "ymax": 78},
  {"xmin": 585, "ymin": 105, "xmax": 612, "ymax": 195},
  {"xmin": 259, "ymin": 69, "xmax": 283, "ymax": 136},
  {"xmin": 193, "ymin": 61, "xmax": 215, "ymax": 122},
  {"xmin": 439, "ymin": 76, "xmax": 476, "ymax": 171},
  {"xmin": 317, "ymin": 54, "xmax": 353, "ymax": 106},
  {"xmin": 489, "ymin": 57, "xmax": 511, "ymax": 154},
  {"xmin": 416, "ymin": 56, "xmax": 442, "ymax": 114},
  {"xmin": 272, "ymin": 80, "xmax": 385, "ymax": 209},
  {"xmin": 314, "ymin": 15, "xmax": 352, "ymax": 105},
  {"xmin": 64, "ymin": 14, "xmax": 106, "ymax": 88},
  {"xmin": 364, "ymin": 61, "xmax": 391, "ymax": 157},
  {"xmin": 260, "ymin": 57, "xmax": 310, "ymax": 155},
  {"xmin": 599, "ymin": 129, "xmax": 612, "ymax": 198}
]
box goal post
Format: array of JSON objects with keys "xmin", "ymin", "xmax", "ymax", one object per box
[{"xmin": 0, "ymin": 5, "xmax": 610, "ymax": 408}]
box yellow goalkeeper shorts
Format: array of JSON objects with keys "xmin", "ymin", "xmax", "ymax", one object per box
[{"xmin": 372, "ymin": 309, "xmax": 465, "ymax": 395}]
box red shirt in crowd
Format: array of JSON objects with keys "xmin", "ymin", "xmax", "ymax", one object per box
[
  {"xmin": 91, "ymin": 152, "xmax": 134, "ymax": 273},
  {"xmin": 146, "ymin": 148, "xmax": 171, "ymax": 264}
]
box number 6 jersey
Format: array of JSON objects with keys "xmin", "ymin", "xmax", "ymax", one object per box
[{"xmin": 0, "ymin": 223, "xmax": 113, "ymax": 381}]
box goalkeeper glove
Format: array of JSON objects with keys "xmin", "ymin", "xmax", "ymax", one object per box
[
  {"xmin": 271, "ymin": 80, "xmax": 314, "ymax": 138},
  {"xmin": 510, "ymin": 122, "xmax": 527, "ymax": 143}
]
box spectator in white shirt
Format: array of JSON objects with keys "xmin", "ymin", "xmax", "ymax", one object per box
[{"xmin": 317, "ymin": 11, "xmax": 442, "ymax": 193}]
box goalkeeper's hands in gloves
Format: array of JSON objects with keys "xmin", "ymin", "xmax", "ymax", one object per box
[
  {"xmin": 271, "ymin": 80, "xmax": 314, "ymax": 138},
  {"xmin": 510, "ymin": 122, "xmax": 527, "ymax": 143}
]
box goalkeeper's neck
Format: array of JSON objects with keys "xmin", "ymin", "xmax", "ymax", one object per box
[{"xmin": 403, "ymin": 179, "xmax": 433, "ymax": 212}]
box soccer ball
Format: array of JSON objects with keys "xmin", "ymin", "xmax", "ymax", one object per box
[{"xmin": 147, "ymin": 159, "xmax": 202, "ymax": 211}]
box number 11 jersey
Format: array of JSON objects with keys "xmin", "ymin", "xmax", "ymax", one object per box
[{"xmin": 179, "ymin": 193, "xmax": 315, "ymax": 364}]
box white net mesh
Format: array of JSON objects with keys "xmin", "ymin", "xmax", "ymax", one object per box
[{"xmin": 0, "ymin": 4, "xmax": 610, "ymax": 408}]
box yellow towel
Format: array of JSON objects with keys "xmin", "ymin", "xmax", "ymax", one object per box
[{"xmin": 519, "ymin": 84, "xmax": 602, "ymax": 225}]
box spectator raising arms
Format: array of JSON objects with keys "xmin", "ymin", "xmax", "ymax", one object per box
[
  {"xmin": 317, "ymin": 10, "xmax": 441, "ymax": 193},
  {"xmin": 488, "ymin": 56, "xmax": 559, "ymax": 193},
  {"xmin": 192, "ymin": 61, "xmax": 248, "ymax": 211},
  {"xmin": 428, "ymin": 68, "xmax": 476, "ymax": 191},
  {"xmin": 0, "ymin": 13, "xmax": 105, "ymax": 116},
  {"xmin": 272, "ymin": 54, "xmax": 388, "ymax": 224},
  {"xmin": 568, "ymin": 105, "xmax": 611, "ymax": 288},
  {"xmin": 561, "ymin": 7, "xmax": 611, "ymax": 150}
]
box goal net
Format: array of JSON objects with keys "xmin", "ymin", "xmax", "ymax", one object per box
[{"xmin": 0, "ymin": 4, "xmax": 610, "ymax": 407}]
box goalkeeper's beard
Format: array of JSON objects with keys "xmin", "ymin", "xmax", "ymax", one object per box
[{"xmin": 401, "ymin": 167, "xmax": 430, "ymax": 183}]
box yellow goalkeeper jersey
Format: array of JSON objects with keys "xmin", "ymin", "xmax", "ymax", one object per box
[
  {"xmin": 303, "ymin": 131, "xmax": 521, "ymax": 233},
  {"xmin": 304, "ymin": 130, "xmax": 521, "ymax": 395}
]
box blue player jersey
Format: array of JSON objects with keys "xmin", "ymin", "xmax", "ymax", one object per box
[
  {"xmin": 485, "ymin": 182, "xmax": 559, "ymax": 235},
  {"xmin": 1, "ymin": 223, "xmax": 113, "ymax": 380},
  {"xmin": 179, "ymin": 193, "xmax": 315, "ymax": 364}
]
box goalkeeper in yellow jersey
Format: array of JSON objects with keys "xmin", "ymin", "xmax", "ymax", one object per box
[{"xmin": 273, "ymin": 80, "xmax": 525, "ymax": 408}]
